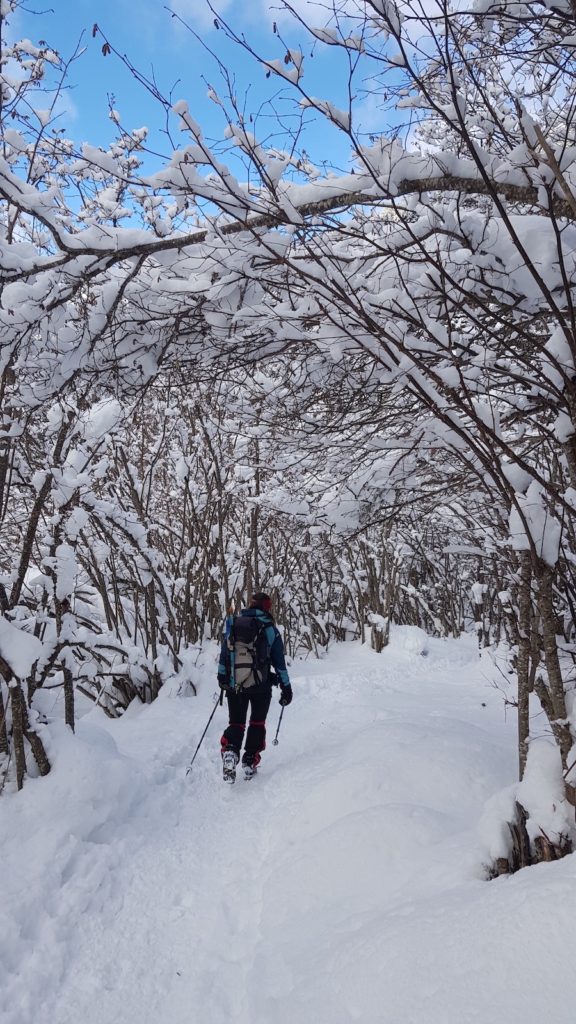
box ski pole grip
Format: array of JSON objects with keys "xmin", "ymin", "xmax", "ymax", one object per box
[{"xmin": 219, "ymin": 689, "xmax": 224, "ymax": 706}]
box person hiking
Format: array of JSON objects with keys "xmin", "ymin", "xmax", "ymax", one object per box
[{"xmin": 218, "ymin": 592, "xmax": 292, "ymax": 783}]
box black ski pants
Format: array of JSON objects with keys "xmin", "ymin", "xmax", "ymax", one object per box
[{"xmin": 221, "ymin": 688, "xmax": 272, "ymax": 762}]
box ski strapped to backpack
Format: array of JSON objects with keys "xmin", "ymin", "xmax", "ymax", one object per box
[{"xmin": 227, "ymin": 613, "xmax": 272, "ymax": 690}]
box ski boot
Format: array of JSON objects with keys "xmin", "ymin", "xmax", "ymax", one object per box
[
  {"xmin": 222, "ymin": 750, "xmax": 239, "ymax": 784},
  {"xmin": 242, "ymin": 753, "xmax": 259, "ymax": 780}
]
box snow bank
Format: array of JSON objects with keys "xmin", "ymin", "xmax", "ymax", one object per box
[{"xmin": 0, "ymin": 717, "xmax": 165, "ymax": 1023}]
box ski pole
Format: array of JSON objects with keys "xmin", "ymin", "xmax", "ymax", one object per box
[
  {"xmin": 272, "ymin": 706, "xmax": 285, "ymax": 746},
  {"xmin": 186, "ymin": 690, "xmax": 224, "ymax": 775}
]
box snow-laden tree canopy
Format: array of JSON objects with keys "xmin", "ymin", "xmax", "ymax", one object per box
[{"xmin": 3, "ymin": 0, "xmax": 576, "ymax": 863}]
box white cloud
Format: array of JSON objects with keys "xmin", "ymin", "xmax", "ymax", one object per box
[
  {"xmin": 261, "ymin": 0, "xmax": 361, "ymax": 28},
  {"xmin": 167, "ymin": 0, "xmax": 360, "ymax": 33},
  {"xmin": 168, "ymin": 0, "xmax": 235, "ymax": 30},
  {"xmin": 354, "ymin": 90, "xmax": 388, "ymax": 135},
  {"xmin": 52, "ymin": 90, "xmax": 79, "ymax": 125}
]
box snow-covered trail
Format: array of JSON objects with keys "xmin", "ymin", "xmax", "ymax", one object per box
[{"xmin": 4, "ymin": 630, "xmax": 576, "ymax": 1024}]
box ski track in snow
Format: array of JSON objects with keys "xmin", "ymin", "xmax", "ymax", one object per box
[{"xmin": 3, "ymin": 629, "xmax": 576, "ymax": 1024}]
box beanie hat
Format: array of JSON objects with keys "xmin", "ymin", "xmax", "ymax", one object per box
[{"xmin": 250, "ymin": 592, "xmax": 272, "ymax": 613}]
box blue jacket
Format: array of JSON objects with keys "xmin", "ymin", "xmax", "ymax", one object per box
[{"xmin": 217, "ymin": 608, "xmax": 290, "ymax": 689}]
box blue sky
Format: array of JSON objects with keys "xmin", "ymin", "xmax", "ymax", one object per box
[{"xmin": 12, "ymin": 0, "xmax": 392, "ymax": 177}]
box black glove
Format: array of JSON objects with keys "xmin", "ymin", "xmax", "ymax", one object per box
[
  {"xmin": 218, "ymin": 676, "xmax": 229, "ymax": 690},
  {"xmin": 279, "ymin": 684, "xmax": 293, "ymax": 706}
]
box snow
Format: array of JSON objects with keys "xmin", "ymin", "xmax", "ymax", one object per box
[
  {"xmin": 509, "ymin": 482, "xmax": 562, "ymax": 566},
  {"xmin": 0, "ymin": 615, "xmax": 43, "ymax": 679},
  {"xmin": 470, "ymin": 580, "xmax": 487, "ymax": 605},
  {"xmin": 82, "ymin": 397, "xmax": 123, "ymax": 441},
  {"xmin": 554, "ymin": 412, "xmax": 575, "ymax": 443},
  {"xmin": 2, "ymin": 629, "xmax": 576, "ymax": 1022},
  {"xmin": 264, "ymin": 58, "xmax": 303, "ymax": 86},
  {"xmin": 517, "ymin": 738, "xmax": 574, "ymax": 845},
  {"xmin": 300, "ymin": 97, "xmax": 351, "ymax": 131}
]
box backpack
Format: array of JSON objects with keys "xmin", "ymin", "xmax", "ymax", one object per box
[{"xmin": 228, "ymin": 614, "xmax": 271, "ymax": 689}]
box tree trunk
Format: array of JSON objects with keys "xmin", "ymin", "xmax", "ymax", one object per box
[
  {"xmin": 10, "ymin": 683, "xmax": 26, "ymax": 791},
  {"xmin": 537, "ymin": 566, "xmax": 573, "ymax": 770},
  {"xmin": 63, "ymin": 666, "xmax": 75, "ymax": 732},
  {"xmin": 0, "ymin": 682, "xmax": 9, "ymax": 756},
  {"xmin": 517, "ymin": 552, "xmax": 532, "ymax": 779}
]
